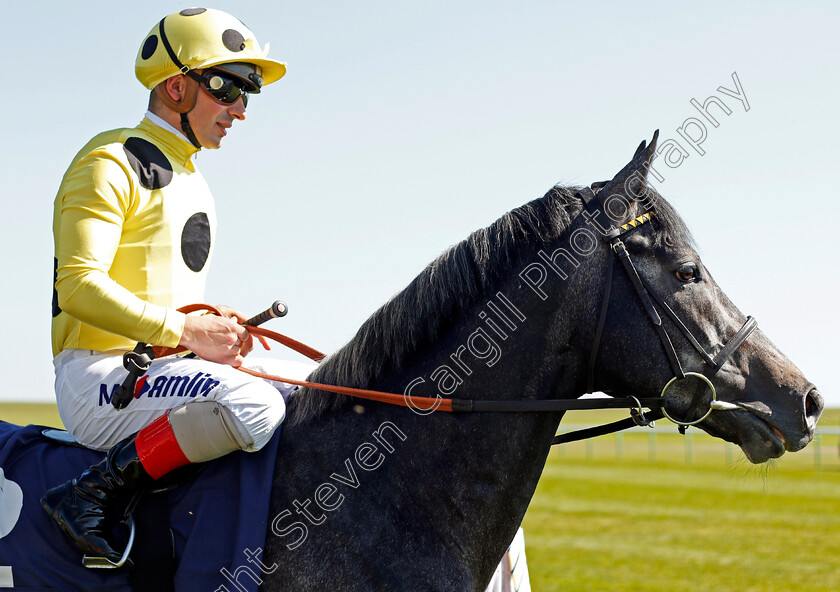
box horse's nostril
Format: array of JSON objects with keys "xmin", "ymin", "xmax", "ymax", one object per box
[{"xmin": 805, "ymin": 388, "xmax": 824, "ymax": 421}]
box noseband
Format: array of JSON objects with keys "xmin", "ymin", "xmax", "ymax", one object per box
[{"xmin": 566, "ymin": 187, "xmax": 757, "ymax": 441}]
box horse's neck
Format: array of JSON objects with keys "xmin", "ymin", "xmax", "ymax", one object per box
[
  {"xmin": 270, "ymin": 257, "xmax": 591, "ymax": 588},
  {"xmin": 364, "ymin": 276, "xmax": 586, "ymax": 581}
]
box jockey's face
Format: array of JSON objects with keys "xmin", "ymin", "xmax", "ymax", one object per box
[{"xmin": 186, "ymin": 78, "xmax": 247, "ymax": 150}]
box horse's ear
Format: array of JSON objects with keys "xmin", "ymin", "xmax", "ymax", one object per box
[
  {"xmin": 596, "ymin": 130, "xmax": 659, "ymax": 201},
  {"xmin": 631, "ymin": 139, "xmax": 648, "ymax": 159}
]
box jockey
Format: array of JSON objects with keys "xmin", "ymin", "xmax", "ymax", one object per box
[{"xmin": 42, "ymin": 8, "xmax": 312, "ymax": 566}]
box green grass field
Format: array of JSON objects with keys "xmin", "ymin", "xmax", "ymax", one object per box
[
  {"xmin": 0, "ymin": 402, "xmax": 64, "ymax": 429},
  {"xmin": 3, "ymin": 404, "xmax": 839, "ymax": 590},
  {"xmin": 523, "ymin": 408, "xmax": 840, "ymax": 591}
]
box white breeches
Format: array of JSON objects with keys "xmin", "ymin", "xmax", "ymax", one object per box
[{"xmin": 53, "ymin": 349, "xmax": 316, "ymax": 452}]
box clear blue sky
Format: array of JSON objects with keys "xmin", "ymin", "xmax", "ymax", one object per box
[{"xmin": 2, "ymin": 1, "xmax": 838, "ymax": 409}]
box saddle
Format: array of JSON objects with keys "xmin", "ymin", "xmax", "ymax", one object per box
[{"xmin": 0, "ymin": 421, "xmax": 280, "ymax": 592}]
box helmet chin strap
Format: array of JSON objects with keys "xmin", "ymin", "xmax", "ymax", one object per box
[
  {"xmin": 179, "ymin": 112, "xmax": 202, "ymax": 149},
  {"xmin": 153, "ymin": 77, "xmax": 203, "ymax": 149}
]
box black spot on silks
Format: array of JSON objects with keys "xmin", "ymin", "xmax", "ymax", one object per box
[
  {"xmin": 222, "ymin": 29, "xmax": 246, "ymax": 52},
  {"xmin": 141, "ymin": 35, "xmax": 158, "ymax": 60},
  {"xmin": 180, "ymin": 8, "xmax": 206, "ymax": 16},
  {"xmin": 52, "ymin": 258, "xmax": 62, "ymax": 317},
  {"xmin": 181, "ymin": 213, "xmax": 212, "ymax": 272},
  {"xmin": 123, "ymin": 137, "xmax": 174, "ymax": 190}
]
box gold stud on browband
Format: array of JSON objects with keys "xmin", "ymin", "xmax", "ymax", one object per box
[{"xmin": 619, "ymin": 211, "xmax": 654, "ymax": 233}]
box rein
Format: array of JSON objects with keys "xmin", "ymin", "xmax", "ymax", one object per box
[
  {"xmin": 113, "ymin": 190, "xmax": 757, "ymax": 445},
  {"xmin": 148, "ymin": 313, "xmax": 669, "ymax": 418}
]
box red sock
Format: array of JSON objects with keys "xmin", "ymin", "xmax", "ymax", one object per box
[{"xmin": 135, "ymin": 413, "xmax": 191, "ymax": 479}]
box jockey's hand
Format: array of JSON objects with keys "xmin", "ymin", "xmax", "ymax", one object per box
[
  {"xmin": 214, "ymin": 304, "xmax": 271, "ymax": 353},
  {"xmin": 179, "ymin": 313, "xmax": 252, "ymax": 367}
]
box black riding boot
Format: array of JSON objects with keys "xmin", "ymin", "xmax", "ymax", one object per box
[{"xmin": 41, "ymin": 434, "xmax": 152, "ymax": 564}]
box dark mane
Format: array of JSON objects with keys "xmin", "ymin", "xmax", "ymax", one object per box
[{"xmin": 289, "ymin": 183, "xmax": 693, "ymax": 424}]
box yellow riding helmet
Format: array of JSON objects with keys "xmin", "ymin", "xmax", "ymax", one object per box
[{"xmin": 135, "ymin": 7, "xmax": 286, "ymax": 91}]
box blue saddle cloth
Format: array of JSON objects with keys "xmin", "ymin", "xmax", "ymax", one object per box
[{"xmin": 0, "ymin": 421, "xmax": 279, "ymax": 592}]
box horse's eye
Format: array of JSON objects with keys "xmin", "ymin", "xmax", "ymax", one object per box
[{"xmin": 676, "ymin": 264, "xmax": 698, "ymax": 282}]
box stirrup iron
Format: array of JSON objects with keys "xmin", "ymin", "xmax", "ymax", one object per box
[{"xmin": 82, "ymin": 514, "xmax": 135, "ymax": 569}]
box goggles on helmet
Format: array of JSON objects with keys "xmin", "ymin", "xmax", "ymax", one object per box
[{"xmin": 212, "ymin": 62, "xmax": 264, "ymax": 92}]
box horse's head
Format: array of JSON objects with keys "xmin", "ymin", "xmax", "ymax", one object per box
[{"xmin": 587, "ymin": 132, "xmax": 823, "ymax": 463}]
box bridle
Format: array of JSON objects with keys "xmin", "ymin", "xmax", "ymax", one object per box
[
  {"xmin": 558, "ymin": 187, "xmax": 758, "ymax": 443},
  {"xmin": 111, "ymin": 188, "xmax": 758, "ymax": 445}
]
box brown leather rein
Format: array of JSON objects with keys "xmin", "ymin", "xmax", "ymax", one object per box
[{"xmin": 144, "ymin": 304, "xmax": 663, "ymax": 417}]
